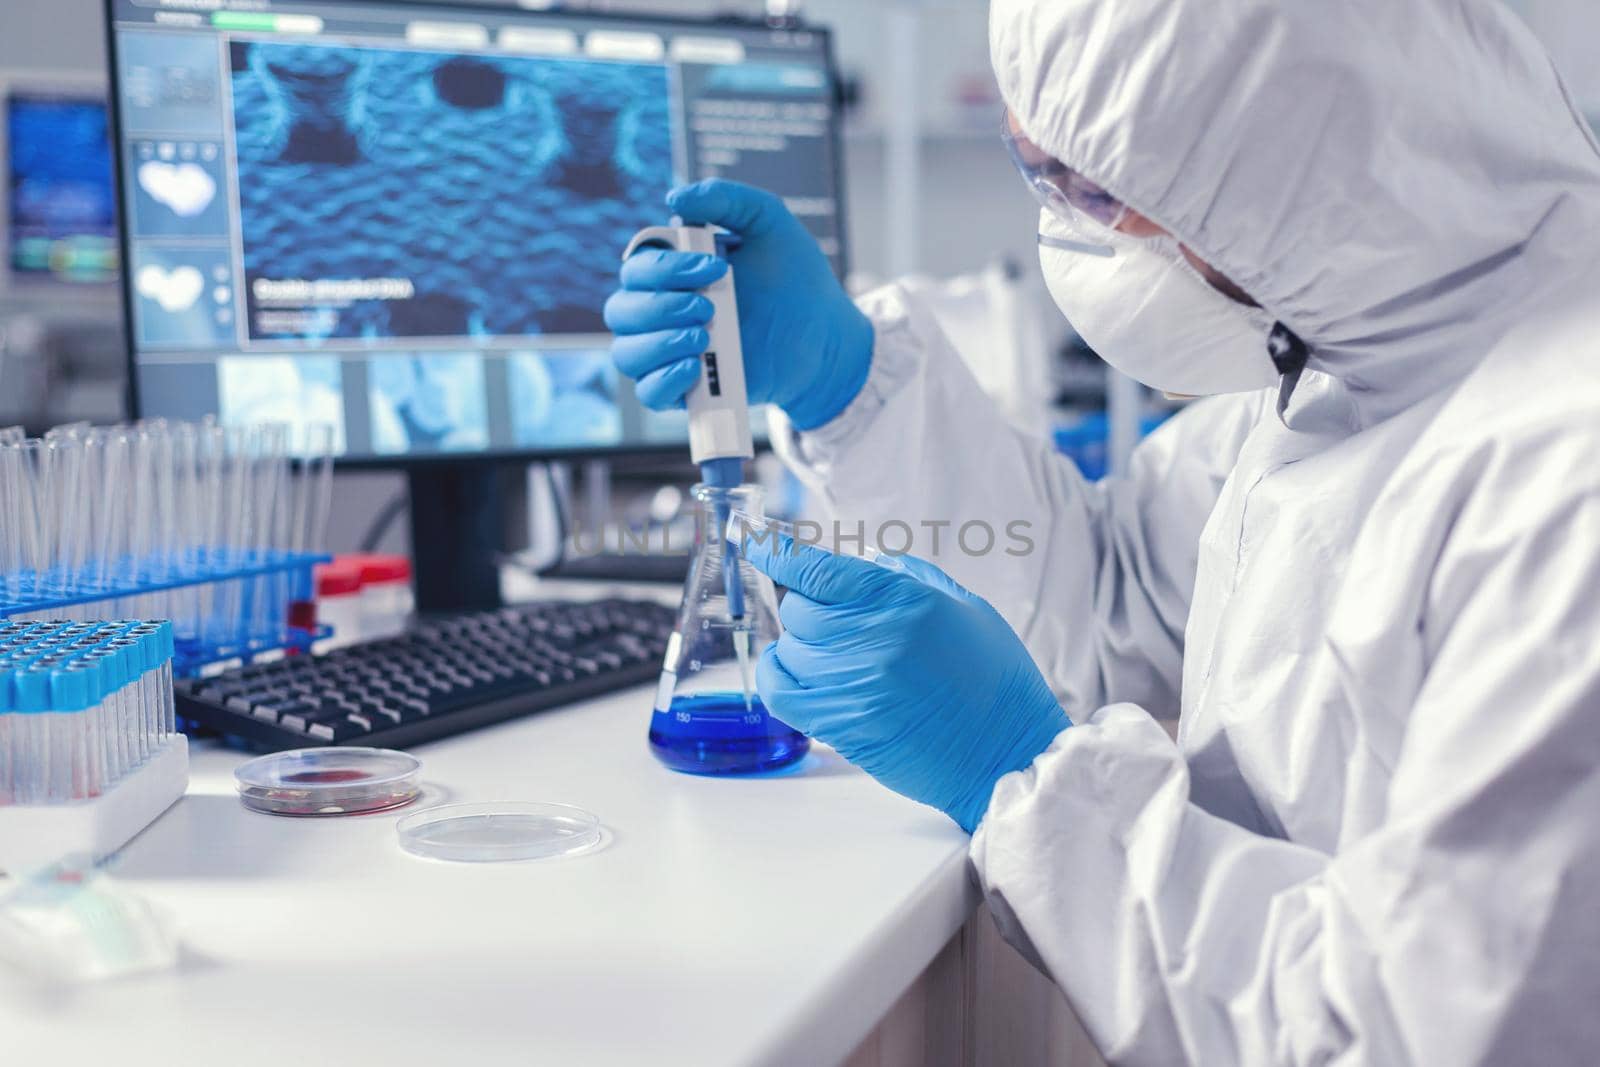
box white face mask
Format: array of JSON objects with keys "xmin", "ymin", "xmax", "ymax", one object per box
[{"xmin": 1037, "ymin": 210, "xmax": 1282, "ymax": 396}]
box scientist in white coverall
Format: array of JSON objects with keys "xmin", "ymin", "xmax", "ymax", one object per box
[{"xmin": 606, "ymin": 0, "xmax": 1600, "ymax": 1062}]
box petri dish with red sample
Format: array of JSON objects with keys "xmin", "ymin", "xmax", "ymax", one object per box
[{"xmin": 234, "ymin": 747, "xmax": 422, "ymax": 816}]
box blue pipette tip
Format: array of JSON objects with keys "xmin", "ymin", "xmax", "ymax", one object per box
[{"xmin": 699, "ymin": 457, "xmax": 744, "ymax": 489}]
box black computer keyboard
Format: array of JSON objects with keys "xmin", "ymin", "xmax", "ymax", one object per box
[{"xmin": 175, "ymin": 598, "xmax": 677, "ymax": 751}]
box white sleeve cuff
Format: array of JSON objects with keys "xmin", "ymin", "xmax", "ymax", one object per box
[{"xmin": 770, "ymin": 284, "xmax": 925, "ymax": 468}]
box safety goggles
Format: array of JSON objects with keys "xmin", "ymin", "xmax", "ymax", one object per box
[{"xmin": 1002, "ymin": 110, "xmax": 1130, "ymax": 242}]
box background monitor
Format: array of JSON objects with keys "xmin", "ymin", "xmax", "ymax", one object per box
[
  {"xmin": 3, "ymin": 85, "xmax": 119, "ymax": 287},
  {"xmin": 105, "ymin": 0, "xmax": 848, "ymax": 465}
]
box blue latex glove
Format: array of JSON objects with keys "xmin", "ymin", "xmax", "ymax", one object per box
[
  {"xmin": 743, "ymin": 534, "xmax": 1072, "ymax": 833},
  {"xmin": 603, "ymin": 179, "xmax": 874, "ymax": 431}
]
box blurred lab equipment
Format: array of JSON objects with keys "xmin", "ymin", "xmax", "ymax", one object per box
[
  {"xmin": 0, "ymin": 856, "xmax": 179, "ymax": 984},
  {"xmin": 4, "ymin": 89, "xmax": 118, "ymax": 287},
  {"xmin": 345, "ymin": 553, "xmax": 415, "ymax": 645}
]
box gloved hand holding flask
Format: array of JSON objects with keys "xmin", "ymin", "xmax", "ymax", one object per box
[{"xmin": 738, "ymin": 527, "xmax": 1072, "ymax": 833}]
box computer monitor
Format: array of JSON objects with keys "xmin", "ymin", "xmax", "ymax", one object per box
[
  {"xmin": 104, "ymin": 0, "xmax": 847, "ymax": 466},
  {"xmin": 104, "ymin": 0, "xmax": 848, "ymax": 610},
  {"xmin": 3, "ymin": 85, "xmax": 119, "ymax": 288}
]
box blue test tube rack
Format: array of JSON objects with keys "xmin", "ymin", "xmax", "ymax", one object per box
[
  {"xmin": 0, "ymin": 548, "xmax": 332, "ymax": 678},
  {"xmin": 0, "ymin": 620, "xmax": 190, "ymax": 874}
]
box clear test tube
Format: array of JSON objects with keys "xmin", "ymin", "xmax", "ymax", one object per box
[
  {"xmin": 135, "ymin": 631, "xmax": 160, "ymax": 755},
  {"xmin": 82, "ymin": 659, "xmax": 108, "ymax": 797},
  {"xmin": 197, "ymin": 420, "xmax": 227, "ymax": 571},
  {"xmin": 33, "ymin": 655, "xmax": 71, "ymax": 804},
  {"xmin": 116, "ymin": 643, "xmax": 141, "ymax": 771},
  {"xmin": 93, "ymin": 432, "xmax": 132, "ymax": 598},
  {"xmin": 108, "ymin": 638, "xmax": 149, "ymax": 767},
  {"xmin": 223, "ymin": 424, "xmax": 258, "ymax": 567},
  {"xmin": 0, "ymin": 658, "xmax": 14, "ymax": 805},
  {"xmin": 218, "ymin": 424, "xmax": 258, "ymax": 652},
  {"xmin": 82, "ymin": 652, "xmax": 111, "ymax": 790},
  {"xmin": 107, "ymin": 636, "xmax": 144, "ymax": 760},
  {"xmin": 45, "ymin": 435, "xmax": 88, "ymax": 605},
  {"xmin": 168, "ymin": 422, "xmax": 201, "ymax": 648},
  {"xmin": 159, "ymin": 624, "xmax": 176, "ymax": 738},
  {"xmin": 82, "ymin": 649, "xmax": 123, "ymax": 788},
  {"xmin": 23, "ymin": 441, "xmax": 52, "ymax": 601},
  {"xmin": 12, "ymin": 666, "xmax": 49, "ymax": 805},
  {"xmin": 193, "ymin": 422, "xmax": 227, "ymax": 656},
  {"xmin": 74, "ymin": 430, "xmax": 106, "ymax": 595},
  {"xmin": 135, "ymin": 622, "xmax": 177, "ymax": 742},
  {"xmin": 145, "ymin": 424, "xmax": 178, "ymax": 620},
  {"xmin": 300, "ymin": 422, "xmax": 337, "ymax": 553},
  {"xmin": 128, "ymin": 626, "xmax": 161, "ymax": 747},
  {"xmin": 47, "ymin": 659, "xmax": 98, "ymax": 800},
  {"xmin": 141, "ymin": 633, "xmax": 160, "ymax": 750},
  {"xmin": 88, "ymin": 647, "xmax": 129, "ymax": 782},
  {"xmin": 282, "ymin": 424, "xmax": 336, "ymax": 639},
  {"xmin": 127, "ymin": 428, "xmax": 161, "ymax": 619},
  {"xmin": 252, "ymin": 423, "xmax": 290, "ymax": 645},
  {"xmin": 0, "ymin": 440, "xmax": 22, "ymax": 604},
  {"xmin": 14, "ymin": 440, "xmax": 48, "ymax": 602}
]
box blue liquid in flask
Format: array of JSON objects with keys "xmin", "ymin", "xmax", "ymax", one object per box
[{"xmin": 650, "ymin": 692, "xmax": 809, "ymax": 775}]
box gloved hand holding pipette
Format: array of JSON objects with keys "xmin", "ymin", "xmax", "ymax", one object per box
[
  {"xmin": 740, "ymin": 530, "xmax": 1072, "ymax": 834},
  {"xmin": 605, "ymin": 179, "xmax": 874, "ymax": 431}
]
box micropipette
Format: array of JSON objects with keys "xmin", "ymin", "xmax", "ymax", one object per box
[{"xmin": 623, "ymin": 221, "xmax": 757, "ymax": 706}]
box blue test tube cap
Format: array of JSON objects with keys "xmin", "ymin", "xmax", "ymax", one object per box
[
  {"xmin": 82, "ymin": 650, "xmax": 114, "ymax": 693},
  {"xmin": 13, "ymin": 666, "xmax": 51, "ymax": 713},
  {"xmin": 96, "ymin": 644, "xmax": 127, "ymax": 693},
  {"xmin": 126, "ymin": 635, "xmax": 152, "ymax": 677},
  {"xmin": 144, "ymin": 627, "xmax": 167, "ymax": 671},
  {"xmin": 126, "ymin": 635, "xmax": 153, "ymax": 678},
  {"xmin": 125, "ymin": 628, "xmax": 152, "ymax": 672},
  {"xmin": 111, "ymin": 641, "xmax": 140, "ymax": 689},
  {"xmin": 130, "ymin": 623, "xmax": 166, "ymax": 671},
  {"xmin": 50, "ymin": 662, "xmax": 95, "ymax": 713}
]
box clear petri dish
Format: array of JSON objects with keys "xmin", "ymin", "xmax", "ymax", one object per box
[
  {"xmin": 396, "ymin": 801, "xmax": 603, "ymax": 863},
  {"xmin": 235, "ymin": 747, "xmax": 422, "ymax": 816}
]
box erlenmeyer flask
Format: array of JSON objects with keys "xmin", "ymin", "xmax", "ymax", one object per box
[{"xmin": 650, "ymin": 483, "xmax": 808, "ymax": 775}]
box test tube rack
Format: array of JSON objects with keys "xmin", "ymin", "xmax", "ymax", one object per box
[
  {"xmin": 0, "ymin": 621, "xmax": 188, "ymax": 875},
  {"xmin": 2, "ymin": 417, "xmax": 339, "ymax": 678},
  {"xmin": 0, "ymin": 548, "xmax": 331, "ymax": 677}
]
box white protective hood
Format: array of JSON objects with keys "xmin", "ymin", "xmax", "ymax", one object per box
[{"xmin": 990, "ymin": 0, "xmax": 1600, "ymax": 424}]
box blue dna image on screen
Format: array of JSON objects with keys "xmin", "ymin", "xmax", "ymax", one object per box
[
  {"xmin": 7, "ymin": 97, "xmax": 118, "ymax": 281},
  {"xmin": 369, "ymin": 352, "xmax": 490, "ymax": 455},
  {"xmin": 228, "ymin": 41, "xmax": 673, "ymax": 342}
]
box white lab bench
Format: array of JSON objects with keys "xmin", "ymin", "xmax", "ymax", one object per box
[{"xmin": 0, "ymin": 579, "xmax": 1002, "ymax": 1067}]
